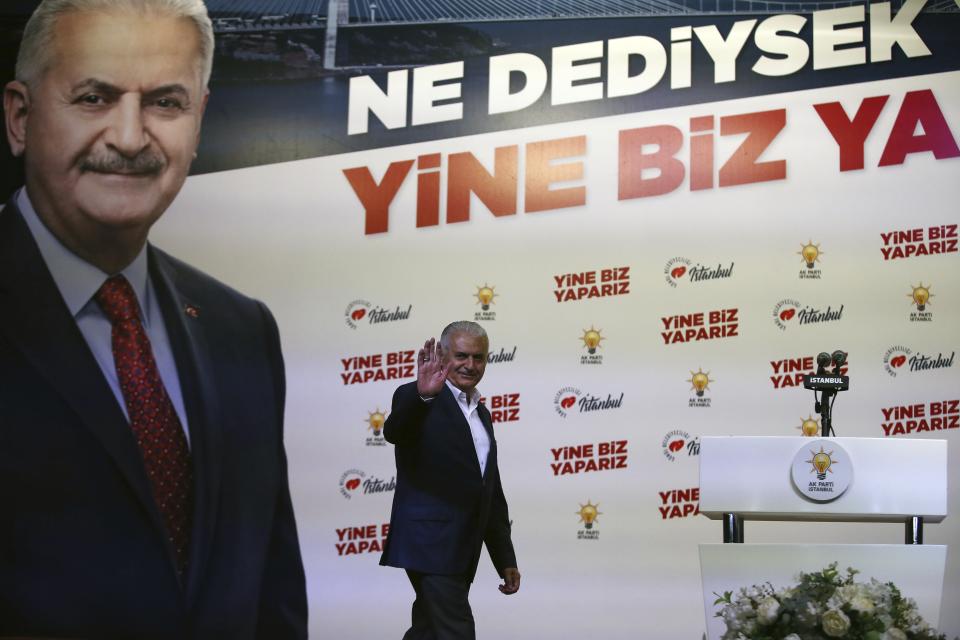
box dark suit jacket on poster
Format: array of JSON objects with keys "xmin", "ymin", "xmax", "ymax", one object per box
[
  {"xmin": 0, "ymin": 199, "xmax": 307, "ymax": 639},
  {"xmin": 380, "ymin": 381, "xmax": 516, "ymax": 581}
]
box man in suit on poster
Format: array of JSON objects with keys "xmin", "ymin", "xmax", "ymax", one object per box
[
  {"xmin": 380, "ymin": 321, "xmax": 521, "ymax": 640},
  {"xmin": 0, "ymin": 1, "xmax": 307, "ymax": 637}
]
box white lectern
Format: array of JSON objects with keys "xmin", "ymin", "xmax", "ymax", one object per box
[{"xmin": 698, "ymin": 437, "xmax": 948, "ymax": 640}]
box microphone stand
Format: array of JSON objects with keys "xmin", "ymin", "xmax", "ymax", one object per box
[{"xmin": 817, "ymin": 388, "xmax": 834, "ymax": 438}]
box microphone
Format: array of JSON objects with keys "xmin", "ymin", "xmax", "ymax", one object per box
[
  {"xmin": 803, "ymin": 348, "xmax": 851, "ymax": 438},
  {"xmin": 816, "ymin": 352, "xmax": 832, "ymax": 374},
  {"xmin": 804, "ymin": 349, "xmax": 850, "ymax": 391}
]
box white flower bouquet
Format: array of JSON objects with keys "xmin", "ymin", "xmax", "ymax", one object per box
[{"xmin": 713, "ymin": 563, "xmax": 951, "ymax": 640}]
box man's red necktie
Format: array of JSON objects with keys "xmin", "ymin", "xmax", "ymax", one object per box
[{"xmin": 95, "ymin": 275, "xmax": 193, "ymax": 576}]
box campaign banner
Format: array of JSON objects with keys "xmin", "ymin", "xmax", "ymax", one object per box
[{"xmin": 2, "ymin": 2, "xmax": 958, "ymax": 638}]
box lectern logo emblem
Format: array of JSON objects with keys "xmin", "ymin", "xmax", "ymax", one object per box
[
  {"xmin": 790, "ymin": 439, "xmax": 852, "ymax": 502},
  {"xmin": 806, "ymin": 446, "xmax": 836, "ymax": 480}
]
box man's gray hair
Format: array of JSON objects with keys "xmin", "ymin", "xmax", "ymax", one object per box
[
  {"xmin": 440, "ymin": 321, "xmax": 488, "ymax": 350},
  {"xmin": 15, "ymin": 0, "xmax": 214, "ymax": 86}
]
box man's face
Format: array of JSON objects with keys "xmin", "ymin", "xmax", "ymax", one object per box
[
  {"xmin": 8, "ymin": 9, "xmax": 207, "ymax": 252},
  {"xmin": 443, "ymin": 332, "xmax": 488, "ymax": 394}
]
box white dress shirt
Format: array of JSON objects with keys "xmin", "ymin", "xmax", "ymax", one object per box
[{"xmin": 445, "ymin": 379, "xmax": 490, "ymax": 476}]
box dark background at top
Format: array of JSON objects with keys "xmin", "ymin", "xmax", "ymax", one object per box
[{"xmin": 2, "ymin": 4, "xmax": 958, "ymax": 203}]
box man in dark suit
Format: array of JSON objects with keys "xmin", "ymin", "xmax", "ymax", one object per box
[
  {"xmin": 380, "ymin": 321, "xmax": 520, "ymax": 640},
  {"xmin": 0, "ymin": 1, "xmax": 307, "ymax": 637}
]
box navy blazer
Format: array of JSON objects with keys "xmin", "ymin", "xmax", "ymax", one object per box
[
  {"xmin": 379, "ymin": 381, "xmax": 516, "ymax": 581},
  {"xmin": 0, "ymin": 200, "xmax": 307, "ymax": 639}
]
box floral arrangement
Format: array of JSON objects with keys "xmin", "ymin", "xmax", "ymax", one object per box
[{"xmin": 713, "ymin": 563, "xmax": 949, "ymax": 640}]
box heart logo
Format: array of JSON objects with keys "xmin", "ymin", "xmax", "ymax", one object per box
[
  {"xmin": 351, "ymin": 309, "xmax": 366, "ymax": 321},
  {"xmin": 345, "ymin": 478, "xmax": 361, "ymax": 491},
  {"xmin": 890, "ymin": 355, "xmax": 907, "ymax": 368},
  {"xmin": 671, "ymin": 266, "xmax": 687, "ymax": 279},
  {"xmin": 560, "ymin": 396, "xmax": 576, "ymax": 409},
  {"xmin": 779, "ymin": 308, "xmax": 796, "ymax": 322},
  {"xmin": 669, "ymin": 439, "xmax": 685, "ymax": 452}
]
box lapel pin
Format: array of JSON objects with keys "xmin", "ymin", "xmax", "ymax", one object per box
[{"xmin": 183, "ymin": 303, "xmax": 200, "ymax": 318}]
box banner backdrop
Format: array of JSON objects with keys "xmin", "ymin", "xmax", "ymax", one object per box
[{"xmin": 3, "ymin": 1, "xmax": 959, "ymax": 637}]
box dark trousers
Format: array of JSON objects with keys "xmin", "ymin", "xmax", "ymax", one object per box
[{"xmin": 402, "ymin": 570, "xmax": 475, "ymax": 640}]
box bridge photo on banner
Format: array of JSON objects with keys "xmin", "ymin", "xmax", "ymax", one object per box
[{"xmin": 1, "ymin": 0, "xmax": 958, "ymax": 637}]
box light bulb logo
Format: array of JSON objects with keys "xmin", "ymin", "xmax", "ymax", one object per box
[
  {"xmin": 798, "ymin": 240, "xmax": 822, "ymax": 269},
  {"xmin": 687, "ymin": 368, "xmax": 712, "ymax": 397},
  {"xmin": 577, "ymin": 501, "xmax": 602, "ymax": 529},
  {"xmin": 475, "ymin": 284, "xmax": 497, "ymax": 310},
  {"xmin": 580, "ymin": 326, "xmax": 604, "ymax": 354},
  {"xmin": 366, "ymin": 409, "xmax": 387, "ymax": 436},
  {"xmin": 806, "ymin": 446, "xmax": 836, "ymax": 480},
  {"xmin": 798, "ymin": 415, "xmax": 820, "ymax": 437},
  {"xmin": 908, "ymin": 283, "xmax": 932, "ymax": 311}
]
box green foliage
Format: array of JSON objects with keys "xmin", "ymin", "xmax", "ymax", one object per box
[{"xmin": 714, "ymin": 562, "xmax": 949, "ymax": 640}]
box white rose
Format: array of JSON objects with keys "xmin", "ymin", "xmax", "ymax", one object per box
[
  {"xmin": 849, "ymin": 594, "xmax": 875, "ymax": 614},
  {"xmin": 722, "ymin": 607, "xmax": 742, "ymax": 631},
  {"xmin": 797, "ymin": 600, "xmax": 821, "ymax": 626},
  {"xmin": 881, "ymin": 629, "xmax": 908, "ymax": 640},
  {"xmin": 836, "ymin": 585, "xmax": 859, "ymax": 603},
  {"xmin": 822, "ymin": 608, "xmax": 852, "ymax": 638},
  {"xmin": 827, "ymin": 594, "xmax": 845, "ymax": 611},
  {"xmin": 784, "ymin": 634, "xmax": 802, "ymax": 640},
  {"xmin": 757, "ymin": 596, "xmax": 780, "ymax": 625}
]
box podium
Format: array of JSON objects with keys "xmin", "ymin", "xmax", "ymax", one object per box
[{"xmin": 698, "ymin": 436, "xmax": 948, "ymax": 640}]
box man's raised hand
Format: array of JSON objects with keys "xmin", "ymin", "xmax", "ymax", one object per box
[{"xmin": 416, "ymin": 337, "xmax": 449, "ymax": 398}]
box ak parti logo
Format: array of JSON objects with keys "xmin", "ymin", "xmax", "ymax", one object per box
[
  {"xmin": 580, "ymin": 326, "xmax": 605, "ymax": 365},
  {"xmin": 474, "ymin": 283, "xmax": 497, "ymax": 321},
  {"xmin": 687, "ymin": 368, "xmax": 713, "ymax": 408},
  {"xmin": 907, "ymin": 283, "xmax": 934, "ymax": 322},
  {"xmin": 364, "ymin": 408, "xmax": 388, "ymax": 446},
  {"xmin": 797, "ymin": 240, "xmax": 823, "ymax": 279},
  {"xmin": 576, "ymin": 501, "xmax": 602, "ymax": 540},
  {"xmin": 798, "ymin": 415, "xmax": 821, "ymax": 437}
]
